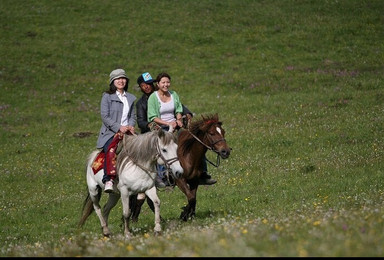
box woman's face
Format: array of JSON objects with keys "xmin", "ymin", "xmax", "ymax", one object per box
[
  {"xmin": 113, "ymin": 77, "xmax": 127, "ymax": 91},
  {"xmin": 157, "ymin": 77, "xmax": 171, "ymax": 92}
]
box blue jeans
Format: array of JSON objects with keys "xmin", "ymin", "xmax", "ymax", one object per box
[{"xmin": 157, "ymin": 164, "xmax": 166, "ymax": 178}]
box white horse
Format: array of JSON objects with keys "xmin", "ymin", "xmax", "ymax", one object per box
[{"xmin": 78, "ymin": 129, "xmax": 183, "ymax": 239}]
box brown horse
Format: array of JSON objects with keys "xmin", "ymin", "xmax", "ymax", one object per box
[
  {"xmin": 130, "ymin": 113, "xmax": 231, "ymax": 222},
  {"xmin": 175, "ymin": 113, "xmax": 231, "ymax": 220}
]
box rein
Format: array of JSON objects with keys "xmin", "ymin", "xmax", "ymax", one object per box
[
  {"xmin": 186, "ymin": 130, "xmax": 226, "ymax": 168},
  {"xmin": 122, "ymin": 144, "xmax": 156, "ymax": 174},
  {"xmin": 122, "ymin": 136, "xmax": 179, "ymax": 185}
]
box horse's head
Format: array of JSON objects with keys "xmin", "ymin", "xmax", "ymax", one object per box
[
  {"xmin": 155, "ymin": 130, "xmax": 184, "ymax": 178},
  {"xmin": 202, "ymin": 114, "xmax": 231, "ymax": 159}
]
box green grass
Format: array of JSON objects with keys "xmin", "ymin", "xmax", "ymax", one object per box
[{"xmin": 1, "ymin": 0, "xmax": 384, "ymax": 257}]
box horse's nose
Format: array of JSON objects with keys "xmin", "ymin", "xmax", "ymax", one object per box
[
  {"xmin": 172, "ymin": 165, "xmax": 184, "ymax": 179},
  {"xmin": 174, "ymin": 170, "xmax": 183, "ymax": 179},
  {"xmin": 220, "ymin": 148, "xmax": 231, "ymax": 159}
]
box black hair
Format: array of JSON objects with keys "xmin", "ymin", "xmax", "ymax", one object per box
[
  {"xmin": 155, "ymin": 72, "xmax": 171, "ymax": 83},
  {"xmin": 105, "ymin": 78, "xmax": 129, "ymax": 94}
]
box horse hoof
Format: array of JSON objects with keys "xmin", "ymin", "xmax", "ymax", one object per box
[
  {"xmin": 102, "ymin": 227, "xmax": 111, "ymax": 237},
  {"xmin": 180, "ymin": 213, "xmax": 188, "ymax": 222},
  {"xmin": 154, "ymin": 230, "xmax": 162, "ymax": 236}
]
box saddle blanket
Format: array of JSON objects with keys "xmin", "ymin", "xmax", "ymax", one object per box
[{"xmin": 91, "ymin": 151, "xmax": 105, "ymax": 174}]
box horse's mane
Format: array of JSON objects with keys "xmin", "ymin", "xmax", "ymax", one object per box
[
  {"xmin": 189, "ymin": 113, "xmax": 220, "ymax": 134},
  {"xmin": 180, "ymin": 113, "xmax": 221, "ymax": 155},
  {"xmin": 117, "ymin": 130, "xmax": 177, "ymax": 169}
]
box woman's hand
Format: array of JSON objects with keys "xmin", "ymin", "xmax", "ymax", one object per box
[
  {"xmin": 127, "ymin": 126, "xmax": 136, "ymax": 135},
  {"xmin": 176, "ymin": 118, "xmax": 183, "ymax": 128},
  {"xmin": 120, "ymin": 125, "xmax": 135, "ymax": 134},
  {"xmin": 169, "ymin": 121, "xmax": 178, "ymax": 129}
]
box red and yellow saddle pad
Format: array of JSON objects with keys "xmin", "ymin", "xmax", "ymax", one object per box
[{"xmin": 91, "ymin": 151, "xmax": 105, "ymax": 174}]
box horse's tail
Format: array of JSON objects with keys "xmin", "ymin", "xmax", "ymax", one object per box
[{"xmin": 78, "ymin": 186, "xmax": 101, "ymax": 228}]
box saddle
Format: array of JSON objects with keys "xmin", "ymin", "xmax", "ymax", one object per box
[{"xmin": 91, "ymin": 141, "xmax": 124, "ymax": 174}]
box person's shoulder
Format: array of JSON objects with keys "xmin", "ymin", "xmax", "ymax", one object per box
[
  {"xmin": 171, "ymin": 91, "xmax": 180, "ymax": 98},
  {"xmin": 101, "ymin": 92, "xmax": 111, "ymax": 99},
  {"xmin": 136, "ymin": 95, "xmax": 146, "ymax": 105},
  {"xmin": 148, "ymin": 91, "xmax": 157, "ymax": 99},
  {"xmin": 107, "ymin": 92, "xmax": 118, "ymax": 99},
  {"xmin": 126, "ymin": 92, "xmax": 137, "ymax": 100}
]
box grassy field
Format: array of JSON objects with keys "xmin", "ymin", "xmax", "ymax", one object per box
[{"xmin": 1, "ymin": 0, "xmax": 383, "ymax": 257}]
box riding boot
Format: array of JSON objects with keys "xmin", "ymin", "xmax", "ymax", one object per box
[{"xmin": 199, "ymin": 171, "xmax": 217, "ymax": 185}]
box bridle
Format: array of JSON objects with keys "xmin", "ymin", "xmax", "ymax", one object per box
[
  {"xmin": 123, "ymin": 137, "xmax": 179, "ymax": 180},
  {"xmin": 154, "ymin": 138, "xmax": 179, "ymax": 170},
  {"xmin": 186, "ymin": 127, "xmax": 227, "ymax": 168},
  {"xmin": 154, "ymin": 138, "xmax": 180, "ymax": 187}
]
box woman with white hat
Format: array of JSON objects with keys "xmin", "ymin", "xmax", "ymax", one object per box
[{"xmin": 96, "ymin": 68, "xmax": 137, "ymax": 193}]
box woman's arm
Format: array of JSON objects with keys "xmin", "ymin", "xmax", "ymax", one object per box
[
  {"xmin": 100, "ymin": 93, "xmax": 120, "ymax": 133},
  {"xmin": 147, "ymin": 93, "xmax": 160, "ymax": 123}
]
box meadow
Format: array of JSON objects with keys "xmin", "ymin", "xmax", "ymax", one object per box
[{"xmin": 0, "ymin": 0, "xmax": 383, "ymax": 257}]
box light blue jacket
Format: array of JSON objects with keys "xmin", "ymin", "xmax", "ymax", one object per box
[{"xmin": 96, "ymin": 92, "xmax": 136, "ymax": 148}]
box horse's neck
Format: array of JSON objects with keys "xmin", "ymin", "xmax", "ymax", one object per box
[
  {"xmin": 116, "ymin": 153, "xmax": 157, "ymax": 175},
  {"xmin": 188, "ymin": 134, "xmax": 207, "ymax": 159}
]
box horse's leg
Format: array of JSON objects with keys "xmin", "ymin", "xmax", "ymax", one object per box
[
  {"xmin": 131, "ymin": 193, "xmax": 146, "ymax": 223},
  {"xmin": 187, "ymin": 184, "xmax": 198, "ymax": 220},
  {"xmin": 146, "ymin": 196, "xmax": 158, "ymax": 217},
  {"xmin": 78, "ymin": 190, "xmax": 97, "ymax": 228},
  {"xmin": 145, "ymin": 187, "xmax": 162, "ymax": 235},
  {"xmin": 175, "ymin": 178, "xmax": 198, "ymax": 221},
  {"xmin": 131, "ymin": 193, "xmax": 163, "ymax": 222},
  {"xmin": 102, "ymin": 193, "xmax": 120, "ymax": 227},
  {"xmin": 120, "ymin": 187, "xmax": 133, "ymax": 239},
  {"xmin": 88, "ymin": 188, "xmax": 111, "ymax": 237}
]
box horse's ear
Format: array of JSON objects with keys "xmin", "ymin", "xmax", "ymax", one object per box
[
  {"xmin": 214, "ymin": 113, "xmax": 219, "ymax": 121},
  {"xmin": 158, "ymin": 128, "xmax": 165, "ymax": 138}
]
